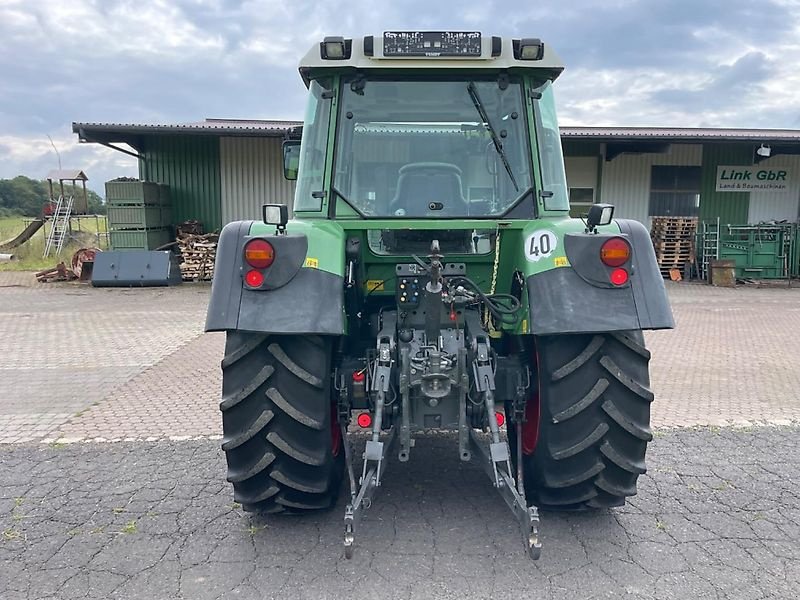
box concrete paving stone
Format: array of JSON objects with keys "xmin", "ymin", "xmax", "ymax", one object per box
[{"xmin": 2, "ymin": 275, "xmax": 797, "ymax": 442}]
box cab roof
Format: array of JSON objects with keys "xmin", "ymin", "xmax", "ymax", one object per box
[{"xmin": 298, "ymin": 32, "xmax": 564, "ymax": 86}]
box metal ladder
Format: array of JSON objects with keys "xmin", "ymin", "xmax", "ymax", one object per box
[
  {"xmin": 43, "ymin": 195, "xmax": 74, "ymax": 257},
  {"xmin": 699, "ymin": 217, "xmax": 720, "ymax": 280}
]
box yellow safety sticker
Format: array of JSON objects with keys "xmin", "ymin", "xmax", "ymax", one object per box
[
  {"xmin": 365, "ymin": 280, "xmax": 385, "ymax": 292},
  {"xmin": 521, "ymin": 319, "xmax": 528, "ymax": 333},
  {"xmin": 554, "ymin": 256, "xmax": 569, "ymax": 267},
  {"xmin": 304, "ymin": 257, "xmax": 319, "ymax": 269}
]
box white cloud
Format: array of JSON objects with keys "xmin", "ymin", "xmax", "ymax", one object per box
[{"xmin": 1, "ymin": 0, "xmax": 799, "ymax": 188}]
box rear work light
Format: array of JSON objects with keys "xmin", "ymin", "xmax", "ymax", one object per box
[
  {"xmin": 600, "ymin": 237, "xmax": 631, "ymax": 267},
  {"xmin": 244, "ymin": 239, "xmax": 275, "ymax": 269}
]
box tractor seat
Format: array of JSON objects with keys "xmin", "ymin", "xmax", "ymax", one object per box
[{"xmin": 389, "ymin": 162, "xmax": 468, "ymax": 217}]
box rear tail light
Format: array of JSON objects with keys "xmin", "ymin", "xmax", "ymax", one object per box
[
  {"xmin": 600, "ymin": 237, "xmax": 631, "ymax": 267},
  {"xmin": 357, "ymin": 413, "xmax": 372, "ymax": 428},
  {"xmin": 244, "ymin": 239, "xmax": 275, "ymax": 269},
  {"xmin": 610, "ymin": 268, "xmax": 629, "ymax": 286},
  {"xmin": 245, "ymin": 269, "xmax": 265, "ymax": 287},
  {"xmin": 495, "ymin": 411, "xmax": 505, "ymax": 427}
]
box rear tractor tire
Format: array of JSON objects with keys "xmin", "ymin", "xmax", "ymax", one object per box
[
  {"xmin": 510, "ymin": 331, "xmax": 653, "ymax": 510},
  {"xmin": 219, "ymin": 332, "xmax": 344, "ymax": 513}
]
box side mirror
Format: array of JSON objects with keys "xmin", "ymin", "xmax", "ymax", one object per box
[
  {"xmin": 586, "ymin": 203, "xmax": 615, "ymax": 231},
  {"xmin": 263, "ymin": 204, "xmax": 289, "ymax": 229},
  {"xmin": 282, "ymin": 140, "xmax": 301, "ymax": 180}
]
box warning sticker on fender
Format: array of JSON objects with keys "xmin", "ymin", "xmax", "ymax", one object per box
[
  {"xmin": 525, "ymin": 230, "xmax": 557, "ymax": 262},
  {"xmin": 304, "ymin": 257, "xmax": 319, "ymax": 268}
]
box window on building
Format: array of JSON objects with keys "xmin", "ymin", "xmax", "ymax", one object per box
[
  {"xmin": 649, "ymin": 166, "xmax": 701, "ymax": 217},
  {"xmin": 569, "ymin": 187, "xmax": 594, "ymax": 218}
]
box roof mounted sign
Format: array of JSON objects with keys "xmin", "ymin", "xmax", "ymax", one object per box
[{"xmin": 383, "ymin": 31, "xmax": 482, "ymax": 57}]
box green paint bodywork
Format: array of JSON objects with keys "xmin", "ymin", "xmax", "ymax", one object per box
[
  {"xmin": 249, "ymin": 214, "xmax": 621, "ymax": 336},
  {"xmin": 248, "ymin": 71, "xmax": 620, "ymax": 337}
]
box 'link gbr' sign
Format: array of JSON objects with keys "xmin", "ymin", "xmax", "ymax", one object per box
[{"xmin": 716, "ymin": 166, "xmax": 791, "ymax": 192}]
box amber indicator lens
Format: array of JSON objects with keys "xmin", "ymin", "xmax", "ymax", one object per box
[
  {"xmin": 600, "ymin": 237, "xmax": 631, "ymax": 267},
  {"xmin": 244, "ymin": 239, "xmax": 275, "ymax": 269}
]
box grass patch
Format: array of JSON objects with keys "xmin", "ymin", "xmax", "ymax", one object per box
[
  {"xmin": 120, "ymin": 520, "xmax": 137, "ymax": 534},
  {"xmin": 246, "ymin": 524, "xmax": 267, "ymax": 536},
  {"xmin": 0, "ymin": 215, "xmax": 108, "ymax": 272},
  {"xmin": 3, "ymin": 528, "xmax": 22, "ymax": 541}
]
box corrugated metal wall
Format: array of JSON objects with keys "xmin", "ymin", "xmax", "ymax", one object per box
[
  {"xmin": 599, "ymin": 144, "xmax": 703, "ymax": 225},
  {"xmin": 220, "ymin": 138, "xmax": 297, "ymax": 223},
  {"xmin": 748, "ymin": 154, "xmax": 800, "ymax": 223},
  {"xmin": 140, "ymin": 135, "xmax": 222, "ymax": 231},
  {"xmin": 699, "ymin": 144, "xmax": 751, "ymax": 224}
]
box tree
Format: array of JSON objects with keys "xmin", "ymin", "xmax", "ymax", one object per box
[{"xmin": 0, "ymin": 176, "xmax": 106, "ymax": 216}]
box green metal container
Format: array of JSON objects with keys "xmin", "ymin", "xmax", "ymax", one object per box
[
  {"xmin": 108, "ymin": 205, "xmax": 173, "ymax": 230},
  {"xmin": 717, "ymin": 224, "xmax": 793, "ymax": 279},
  {"xmin": 110, "ymin": 228, "xmax": 173, "ymax": 251},
  {"xmin": 105, "ymin": 181, "xmax": 170, "ymax": 206}
]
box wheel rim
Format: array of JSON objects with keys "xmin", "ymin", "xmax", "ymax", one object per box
[
  {"xmin": 522, "ymin": 349, "xmax": 542, "ymax": 455},
  {"xmin": 521, "ymin": 391, "xmax": 540, "ymax": 455},
  {"xmin": 330, "ymin": 405, "xmax": 342, "ymax": 457}
]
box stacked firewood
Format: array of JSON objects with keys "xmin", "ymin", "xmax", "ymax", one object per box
[{"xmin": 177, "ymin": 232, "xmax": 219, "ymax": 281}]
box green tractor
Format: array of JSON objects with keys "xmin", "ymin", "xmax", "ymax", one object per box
[{"xmin": 206, "ymin": 31, "xmax": 674, "ymax": 560}]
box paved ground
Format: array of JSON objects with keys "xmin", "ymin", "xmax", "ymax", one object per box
[
  {"xmin": 1, "ymin": 272, "xmax": 800, "ymax": 599},
  {"xmin": 1, "ymin": 428, "xmax": 799, "ymax": 599},
  {"xmin": 2, "ymin": 273, "xmax": 799, "ymax": 443}
]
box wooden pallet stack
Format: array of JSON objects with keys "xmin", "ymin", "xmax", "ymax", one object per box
[
  {"xmin": 650, "ymin": 216, "xmax": 698, "ymax": 277},
  {"xmin": 177, "ymin": 232, "xmax": 219, "ymax": 281}
]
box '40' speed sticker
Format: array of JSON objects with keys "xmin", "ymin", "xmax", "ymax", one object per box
[{"xmin": 525, "ymin": 230, "xmax": 558, "ymax": 262}]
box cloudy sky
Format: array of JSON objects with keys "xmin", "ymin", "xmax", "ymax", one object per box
[{"xmin": 2, "ymin": 0, "xmax": 799, "ymax": 192}]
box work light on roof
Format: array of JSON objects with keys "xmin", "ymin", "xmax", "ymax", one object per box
[
  {"xmin": 515, "ymin": 38, "xmax": 544, "ymax": 60},
  {"xmin": 321, "ymin": 36, "xmax": 350, "ymax": 60}
]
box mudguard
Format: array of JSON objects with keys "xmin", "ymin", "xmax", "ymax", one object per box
[
  {"xmin": 526, "ymin": 218, "xmax": 674, "ymax": 335},
  {"xmin": 205, "ymin": 220, "xmax": 346, "ymax": 335}
]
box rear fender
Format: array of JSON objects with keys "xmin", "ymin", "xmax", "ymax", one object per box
[
  {"xmin": 525, "ymin": 218, "xmax": 674, "ymax": 335},
  {"xmin": 205, "ymin": 220, "xmax": 346, "ymax": 335}
]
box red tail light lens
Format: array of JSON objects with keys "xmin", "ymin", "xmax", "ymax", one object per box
[
  {"xmin": 357, "ymin": 413, "xmax": 372, "ymax": 428},
  {"xmin": 600, "ymin": 237, "xmax": 631, "ymax": 267},
  {"xmin": 244, "ymin": 239, "xmax": 275, "ymax": 269},
  {"xmin": 495, "ymin": 412, "xmax": 505, "ymax": 427},
  {"xmin": 610, "ymin": 268, "xmax": 629, "ymax": 286},
  {"xmin": 245, "ymin": 269, "xmax": 265, "ymax": 287}
]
